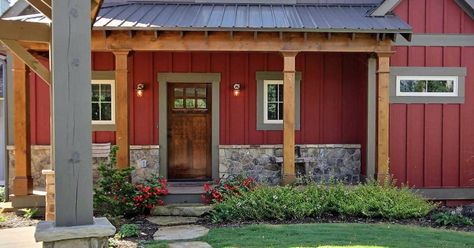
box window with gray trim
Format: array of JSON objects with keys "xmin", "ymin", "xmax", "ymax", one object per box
[
  {"xmin": 390, "ymin": 67, "xmax": 466, "ymax": 104},
  {"xmin": 256, "ymin": 72, "xmax": 301, "ymax": 130}
]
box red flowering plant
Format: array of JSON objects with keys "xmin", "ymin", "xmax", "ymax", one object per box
[
  {"xmin": 132, "ymin": 175, "xmax": 169, "ymax": 214},
  {"xmin": 202, "ymin": 175, "xmax": 258, "ymax": 204}
]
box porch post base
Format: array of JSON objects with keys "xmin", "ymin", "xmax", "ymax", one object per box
[
  {"xmin": 282, "ymin": 174, "xmax": 296, "ymax": 185},
  {"xmin": 35, "ymin": 217, "xmax": 116, "ymax": 248},
  {"xmin": 13, "ymin": 176, "xmax": 34, "ymax": 196}
]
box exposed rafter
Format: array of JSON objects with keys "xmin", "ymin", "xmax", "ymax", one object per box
[
  {"xmin": 0, "ymin": 39, "xmax": 51, "ymax": 85},
  {"xmin": 0, "ymin": 20, "xmax": 50, "ymax": 43},
  {"xmin": 91, "ymin": 0, "xmax": 104, "ymax": 25},
  {"xmin": 25, "ymin": 0, "xmax": 52, "ymax": 20}
]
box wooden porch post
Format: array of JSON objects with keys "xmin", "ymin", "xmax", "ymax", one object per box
[
  {"xmin": 51, "ymin": 0, "xmax": 93, "ymax": 226},
  {"xmin": 12, "ymin": 55, "xmax": 33, "ymax": 196},
  {"xmin": 376, "ymin": 52, "xmax": 391, "ymax": 182},
  {"xmin": 113, "ymin": 51, "xmax": 130, "ymax": 169},
  {"xmin": 282, "ymin": 52, "xmax": 298, "ymax": 185}
]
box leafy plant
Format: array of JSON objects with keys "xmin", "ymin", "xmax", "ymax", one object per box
[
  {"xmin": 209, "ymin": 181, "xmax": 435, "ymax": 223},
  {"xmin": 432, "ymin": 212, "xmax": 473, "ymax": 226},
  {"xmin": 202, "ymin": 175, "xmax": 258, "ymax": 204},
  {"xmin": 0, "ymin": 215, "xmax": 6, "ymax": 222},
  {"xmin": 23, "ymin": 208, "xmax": 38, "ymax": 219},
  {"xmin": 115, "ymin": 224, "xmax": 141, "ymax": 239},
  {"xmin": 94, "ymin": 146, "xmax": 169, "ymax": 217},
  {"xmin": 0, "ymin": 186, "xmax": 4, "ymax": 202}
]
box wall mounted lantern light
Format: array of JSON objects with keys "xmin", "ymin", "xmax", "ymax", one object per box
[
  {"xmin": 232, "ymin": 83, "xmax": 241, "ymax": 96},
  {"xmin": 136, "ymin": 83, "xmax": 145, "ymax": 97}
]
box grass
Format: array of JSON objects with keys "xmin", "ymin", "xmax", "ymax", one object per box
[{"xmin": 146, "ymin": 223, "xmax": 474, "ymax": 248}]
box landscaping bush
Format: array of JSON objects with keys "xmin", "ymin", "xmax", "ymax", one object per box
[
  {"xmin": 432, "ymin": 211, "xmax": 473, "ymax": 227},
  {"xmin": 210, "ymin": 181, "xmax": 435, "ymax": 223},
  {"xmin": 94, "ymin": 146, "xmax": 168, "ymax": 217},
  {"xmin": 202, "ymin": 175, "xmax": 257, "ymax": 204},
  {"xmin": 115, "ymin": 224, "xmax": 141, "ymax": 239}
]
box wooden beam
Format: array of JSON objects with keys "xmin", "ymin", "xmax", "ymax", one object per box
[
  {"xmin": 0, "ymin": 20, "xmax": 50, "ymax": 43},
  {"xmin": 114, "ymin": 51, "xmax": 130, "ymax": 169},
  {"xmin": 51, "ymin": 0, "xmax": 93, "ymax": 226},
  {"xmin": 26, "ymin": 0, "xmax": 52, "ymax": 19},
  {"xmin": 12, "ymin": 55, "xmax": 33, "ymax": 196},
  {"xmin": 376, "ymin": 52, "xmax": 392, "ymax": 183},
  {"xmin": 21, "ymin": 31, "xmax": 393, "ymax": 53},
  {"xmin": 282, "ymin": 51, "xmax": 298, "ymax": 185},
  {"xmin": 0, "ymin": 39, "xmax": 51, "ymax": 85},
  {"xmin": 91, "ymin": 0, "xmax": 103, "ymax": 25},
  {"xmin": 41, "ymin": 0, "xmax": 51, "ymax": 8}
]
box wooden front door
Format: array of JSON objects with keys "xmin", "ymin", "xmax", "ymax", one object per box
[{"xmin": 168, "ymin": 83, "xmax": 212, "ymax": 180}]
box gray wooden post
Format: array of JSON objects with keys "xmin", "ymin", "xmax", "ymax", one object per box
[{"xmin": 51, "ymin": 0, "xmax": 93, "ymax": 226}]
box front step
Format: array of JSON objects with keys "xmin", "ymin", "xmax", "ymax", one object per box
[
  {"xmin": 163, "ymin": 182, "xmax": 207, "ymax": 204},
  {"xmin": 152, "ymin": 203, "xmax": 213, "ymax": 217}
]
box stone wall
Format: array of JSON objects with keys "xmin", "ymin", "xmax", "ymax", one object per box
[
  {"xmin": 219, "ymin": 144, "xmax": 361, "ymax": 185},
  {"xmin": 7, "ymin": 145, "xmax": 160, "ymax": 191}
]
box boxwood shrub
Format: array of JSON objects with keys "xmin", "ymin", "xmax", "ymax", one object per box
[{"xmin": 209, "ymin": 181, "xmax": 435, "ymax": 223}]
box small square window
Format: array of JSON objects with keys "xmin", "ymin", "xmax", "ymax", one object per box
[{"xmin": 91, "ymin": 80, "xmax": 115, "ymax": 125}]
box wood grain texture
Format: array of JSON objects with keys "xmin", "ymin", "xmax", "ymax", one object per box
[
  {"xmin": 282, "ymin": 52, "xmax": 297, "ymax": 185},
  {"xmin": 0, "ymin": 20, "xmax": 50, "ymax": 42},
  {"xmin": 26, "ymin": 0, "xmax": 52, "ymax": 19},
  {"xmin": 377, "ymin": 53, "xmax": 391, "ymax": 182},
  {"xmin": 51, "ymin": 0, "xmax": 93, "ymax": 226},
  {"xmin": 12, "ymin": 56, "xmax": 33, "ymax": 196},
  {"xmin": 114, "ymin": 51, "xmax": 130, "ymax": 169}
]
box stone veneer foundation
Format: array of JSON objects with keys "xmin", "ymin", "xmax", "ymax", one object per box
[
  {"xmin": 219, "ymin": 144, "xmax": 361, "ymax": 185},
  {"xmin": 7, "ymin": 145, "xmax": 160, "ymax": 191},
  {"xmin": 7, "ymin": 144, "xmax": 361, "ymax": 189}
]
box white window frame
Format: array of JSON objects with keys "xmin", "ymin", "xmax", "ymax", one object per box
[
  {"xmin": 263, "ymin": 80, "xmax": 284, "ymax": 124},
  {"xmin": 396, "ymin": 76, "xmax": 459, "ymax": 97},
  {"xmin": 91, "ymin": 79, "xmax": 115, "ymax": 125}
]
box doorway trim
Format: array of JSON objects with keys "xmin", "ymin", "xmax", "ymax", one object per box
[{"xmin": 157, "ymin": 73, "xmax": 221, "ymax": 180}]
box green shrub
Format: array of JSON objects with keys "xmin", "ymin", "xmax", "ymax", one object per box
[
  {"xmin": 210, "ymin": 181, "xmax": 435, "ymax": 223},
  {"xmin": 432, "ymin": 212, "xmax": 473, "ymax": 226},
  {"xmin": 94, "ymin": 146, "xmax": 169, "ymax": 218},
  {"xmin": 0, "ymin": 215, "xmax": 6, "ymax": 222},
  {"xmin": 115, "ymin": 224, "xmax": 141, "ymax": 239},
  {"xmin": 0, "ymin": 186, "xmax": 4, "ymax": 202},
  {"xmin": 23, "ymin": 208, "xmax": 38, "ymax": 219}
]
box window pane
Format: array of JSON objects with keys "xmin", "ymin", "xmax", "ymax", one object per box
[
  {"xmin": 197, "ymin": 99, "xmax": 207, "ymax": 109},
  {"xmin": 278, "ymin": 102, "xmax": 283, "ymax": 120},
  {"xmin": 92, "ymin": 84, "xmax": 100, "ymax": 101},
  {"xmin": 174, "ymin": 99, "xmax": 184, "ymax": 108},
  {"xmin": 101, "ymin": 103, "xmax": 112, "ymax": 121},
  {"xmin": 267, "ymin": 84, "xmax": 277, "ymax": 102},
  {"xmin": 278, "ymin": 84, "xmax": 284, "ymax": 101},
  {"xmin": 267, "ymin": 103, "xmax": 277, "ymax": 120},
  {"xmin": 174, "ymin": 88, "xmax": 184, "ymax": 97},
  {"xmin": 185, "ymin": 88, "xmax": 195, "ymax": 97},
  {"xmin": 196, "ymin": 88, "xmax": 206, "ymax": 98},
  {"xmin": 427, "ymin": 80, "xmax": 454, "ymax": 93},
  {"xmin": 400, "ymin": 80, "xmax": 426, "ymax": 92},
  {"xmin": 92, "ymin": 103, "xmax": 100, "ymax": 120},
  {"xmin": 101, "ymin": 84, "xmax": 112, "ymax": 101},
  {"xmin": 186, "ymin": 99, "xmax": 195, "ymax": 108}
]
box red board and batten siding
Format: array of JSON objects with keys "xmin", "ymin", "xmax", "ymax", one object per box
[
  {"xmin": 27, "ymin": 52, "xmax": 369, "ymax": 174},
  {"xmin": 390, "ymin": 0, "xmax": 474, "ymax": 188}
]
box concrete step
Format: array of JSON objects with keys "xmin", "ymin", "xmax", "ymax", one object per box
[
  {"xmin": 152, "ymin": 203, "xmax": 213, "ymax": 217},
  {"xmin": 163, "ymin": 184, "xmax": 206, "ymax": 204}
]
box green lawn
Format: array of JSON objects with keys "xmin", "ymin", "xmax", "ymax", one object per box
[{"xmin": 147, "ymin": 223, "xmax": 474, "ymax": 248}]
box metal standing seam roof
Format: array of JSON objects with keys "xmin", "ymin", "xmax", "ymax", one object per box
[{"xmin": 4, "ymin": 1, "xmax": 412, "ymax": 34}]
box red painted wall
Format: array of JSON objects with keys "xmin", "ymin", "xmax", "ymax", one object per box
[
  {"xmin": 28, "ymin": 52, "xmax": 369, "ymax": 173},
  {"xmin": 390, "ymin": 0, "xmax": 474, "ymax": 188}
]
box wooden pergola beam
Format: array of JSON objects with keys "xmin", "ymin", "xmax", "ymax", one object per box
[
  {"xmin": 41, "ymin": 0, "xmax": 51, "ymax": 8},
  {"xmin": 26, "ymin": 0, "xmax": 52, "ymax": 20},
  {"xmin": 0, "ymin": 39, "xmax": 51, "ymax": 85},
  {"xmin": 20, "ymin": 31, "xmax": 393, "ymax": 53},
  {"xmin": 91, "ymin": 0, "xmax": 103, "ymax": 25},
  {"xmin": 0, "ymin": 20, "xmax": 51, "ymax": 43}
]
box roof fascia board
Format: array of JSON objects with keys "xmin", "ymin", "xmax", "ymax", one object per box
[
  {"xmin": 454, "ymin": 0, "xmax": 474, "ymax": 19},
  {"xmin": 371, "ymin": 0, "xmax": 401, "ymax": 16}
]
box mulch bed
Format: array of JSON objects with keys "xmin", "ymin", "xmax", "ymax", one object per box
[{"xmin": 0, "ymin": 212, "xmax": 40, "ymax": 229}]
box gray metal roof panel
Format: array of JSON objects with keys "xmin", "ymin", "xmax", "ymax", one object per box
[{"xmin": 3, "ymin": 1, "xmax": 412, "ymax": 34}]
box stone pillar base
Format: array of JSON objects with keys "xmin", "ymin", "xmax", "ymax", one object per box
[{"xmin": 35, "ymin": 217, "xmax": 116, "ymax": 248}]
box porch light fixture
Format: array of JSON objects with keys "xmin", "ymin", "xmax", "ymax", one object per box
[
  {"xmin": 136, "ymin": 83, "xmax": 145, "ymax": 97},
  {"xmin": 232, "ymin": 83, "xmax": 241, "ymax": 96}
]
